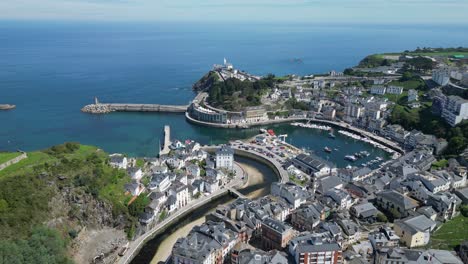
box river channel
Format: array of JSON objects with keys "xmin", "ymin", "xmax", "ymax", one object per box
[{"xmin": 130, "ymin": 156, "xmax": 278, "ymax": 264}]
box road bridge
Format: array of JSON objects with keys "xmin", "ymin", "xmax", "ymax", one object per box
[{"xmin": 228, "ymin": 188, "xmax": 246, "ymax": 199}]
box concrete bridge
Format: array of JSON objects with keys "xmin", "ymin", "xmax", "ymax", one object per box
[{"xmin": 228, "ymin": 188, "xmax": 246, "ymax": 199}]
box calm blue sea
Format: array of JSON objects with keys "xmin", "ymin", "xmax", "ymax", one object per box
[{"xmin": 1, "ymin": 21, "xmax": 468, "ymax": 163}]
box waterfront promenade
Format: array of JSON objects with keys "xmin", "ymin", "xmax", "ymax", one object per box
[
  {"xmin": 82, "ymin": 103, "xmax": 188, "ymax": 114},
  {"xmin": 187, "ymin": 112, "xmax": 404, "ymax": 154}
]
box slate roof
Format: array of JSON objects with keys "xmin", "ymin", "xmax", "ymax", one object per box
[{"xmin": 377, "ymin": 190, "xmax": 418, "ymax": 210}]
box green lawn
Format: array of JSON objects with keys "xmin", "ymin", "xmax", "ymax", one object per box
[
  {"xmin": 432, "ymin": 159, "xmax": 448, "ymax": 169},
  {"xmin": 388, "ymin": 79, "xmax": 425, "ymax": 90},
  {"xmin": 0, "ymin": 152, "xmax": 22, "ymax": 164},
  {"xmin": 381, "ymin": 51, "xmax": 468, "ymax": 58},
  {"xmin": 0, "ymin": 151, "xmax": 53, "ymax": 179},
  {"xmin": 428, "ymin": 215, "xmax": 468, "ymax": 250}
]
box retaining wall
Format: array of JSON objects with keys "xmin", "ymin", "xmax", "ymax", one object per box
[{"xmin": 0, "ymin": 152, "xmax": 27, "ymax": 171}]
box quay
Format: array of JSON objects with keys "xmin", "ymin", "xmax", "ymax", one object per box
[
  {"xmin": 81, "ymin": 97, "xmax": 188, "ymax": 114},
  {"xmin": 187, "ymin": 112, "xmax": 404, "ymax": 155},
  {"xmin": 159, "ymin": 125, "xmax": 171, "ymax": 156}
]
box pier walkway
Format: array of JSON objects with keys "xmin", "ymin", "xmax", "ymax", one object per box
[
  {"xmin": 159, "ymin": 126, "xmax": 171, "ymax": 156},
  {"xmin": 81, "ymin": 97, "xmax": 188, "ymax": 114}
]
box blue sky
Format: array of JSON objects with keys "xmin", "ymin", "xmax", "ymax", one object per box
[{"xmin": 1, "ymin": 0, "xmax": 467, "ymax": 24}]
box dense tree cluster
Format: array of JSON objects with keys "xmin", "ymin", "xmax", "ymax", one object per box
[
  {"xmin": 389, "ymin": 105, "xmax": 468, "ymax": 156},
  {"xmin": 208, "ymin": 74, "xmax": 276, "ymax": 111},
  {"xmin": 357, "ymin": 55, "xmax": 393, "ymax": 68},
  {"xmin": 403, "ymin": 57, "xmax": 435, "ymax": 73},
  {"xmin": 0, "ymin": 143, "xmax": 140, "ymax": 261},
  {"xmin": 0, "ymin": 227, "xmax": 72, "ymax": 264},
  {"xmin": 284, "ymin": 98, "xmax": 310, "ymax": 111}
]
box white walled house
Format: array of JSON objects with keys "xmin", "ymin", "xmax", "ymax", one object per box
[
  {"xmin": 109, "ymin": 154, "xmax": 127, "ymax": 169},
  {"xmin": 215, "ymin": 145, "xmax": 234, "ymax": 171},
  {"xmin": 127, "ymin": 167, "xmax": 143, "ymax": 181}
]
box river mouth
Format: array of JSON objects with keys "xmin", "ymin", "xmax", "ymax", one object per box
[{"xmin": 130, "ymin": 156, "xmax": 278, "ymax": 264}]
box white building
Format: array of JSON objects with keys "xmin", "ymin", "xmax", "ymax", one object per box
[
  {"xmin": 441, "ymin": 95, "xmax": 468, "ymax": 126},
  {"xmin": 109, "ymin": 154, "xmax": 127, "ymax": 169},
  {"xmin": 215, "ymin": 145, "xmax": 234, "ymax": 171},
  {"xmin": 370, "ymin": 85, "xmax": 386, "ymax": 95},
  {"xmin": 462, "ymin": 72, "xmax": 468, "ymax": 87},
  {"xmin": 386, "ymin": 86, "xmax": 404, "ymax": 95},
  {"xmin": 128, "ymin": 167, "xmax": 143, "ymax": 181},
  {"xmin": 408, "ymin": 89, "xmax": 419, "ymax": 102},
  {"xmin": 432, "ymin": 67, "xmax": 451, "ymax": 86},
  {"xmin": 345, "ymin": 103, "xmax": 365, "ymax": 118}
]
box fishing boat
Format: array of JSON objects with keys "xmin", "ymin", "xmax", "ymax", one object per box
[
  {"xmin": 324, "ymin": 147, "xmax": 332, "ymax": 153},
  {"xmin": 360, "ymin": 151, "xmax": 370, "ymax": 157},
  {"xmin": 345, "ymin": 155, "xmax": 357, "ymax": 162}
]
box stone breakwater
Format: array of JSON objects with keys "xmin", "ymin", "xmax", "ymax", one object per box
[
  {"xmin": 81, "ymin": 103, "xmax": 188, "ymax": 114},
  {"xmin": 0, "ymin": 104, "xmax": 16, "ymax": 110},
  {"xmin": 81, "ymin": 104, "xmax": 112, "ymax": 114}
]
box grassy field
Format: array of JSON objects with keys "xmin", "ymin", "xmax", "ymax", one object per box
[
  {"xmin": 0, "ymin": 152, "xmax": 22, "ymax": 164},
  {"xmin": 428, "ymin": 215, "xmax": 468, "ymax": 250},
  {"xmin": 388, "ymin": 79, "xmax": 425, "ymax": 90},
  {"xmin": 380, "ymin": 51, "xmax": 468, "ymax": 58},
  {"xmin": 0, "ymin": 151, "xmax": 52, "ymax": 179}
]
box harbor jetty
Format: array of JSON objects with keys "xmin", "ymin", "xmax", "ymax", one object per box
[
  {"xmin": 159, "ymin": 125, "xmax": 171, "ymax": 156},
  {"xmin": 81, "ymin": 97, "xmax": 188, "ymax": 114},
  {"xmin": 0, "ymin": 104, "xmax": 16, "ymax": 110}
]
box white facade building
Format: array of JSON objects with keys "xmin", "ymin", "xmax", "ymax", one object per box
[
  {"xmin": 215, "ymin": 145, "xmax": 234, "ymax": 170},
  {"xmin": 432, "ymin": 67, "xmax": 451, "ymax": 86},
  {"xmin": 386, "ymin": 86, "xmax": 404, "ymax": 95},
  {"xmin": 441, "ymin": 95, "xmax": 468, "ymax": 126},
  {"xmin": 408, "ymin": 89, "xmax": 419, "ymax": 102},
  {"xmin": 370, "ymin": 85, "xmax": 386, "ymax": 95}
]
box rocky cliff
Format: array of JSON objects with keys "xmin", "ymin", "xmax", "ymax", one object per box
[{"xmin": 192, "ymin": 71, "xmax": 221, "ymax": 91}]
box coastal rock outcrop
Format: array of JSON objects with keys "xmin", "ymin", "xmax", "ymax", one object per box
[
  {"xmin": 81, "ymin": 104, "xmax": 112, "ymax": 114},
  {"xmin": 192, "ymin": 71, "xmax": 220, "ymax": 91},
  {"xmin": 0, "ymin": 104, "xmax": 16, "ymax": 110}
]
